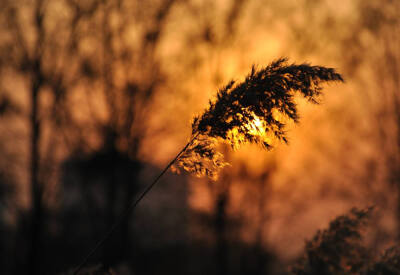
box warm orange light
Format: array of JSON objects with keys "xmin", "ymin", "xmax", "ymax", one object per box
[
  {"xmin": 246, "ymin": 115, "xmax": 266, "ymax": 136},
  {"xmin": 227, "ymin": 113, "xmax": 273, "ymax": 149}
]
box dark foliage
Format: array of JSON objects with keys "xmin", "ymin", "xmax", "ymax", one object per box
[
  {"xmin": 292, "ymin": 207, "xmax": 400, "ymax": 275},
  {"xmin": 365, "ymin": 246, "xmax": 400, "ymax": 275}
]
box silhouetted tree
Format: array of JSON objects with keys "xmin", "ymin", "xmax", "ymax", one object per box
[
  {"xmin": 0, "ymin": 0, "xmax": 100, "ymax": 273},
  {"xmin": 59, "ymin": 0, "xmax": 181, "ymax": 268},
  {"xmin": 237, "ymin": 158, "xmax": 277, "ymax": 274}
]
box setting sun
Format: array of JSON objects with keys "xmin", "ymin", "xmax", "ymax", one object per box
[{"xmin": 247, "ymin": 115, "xmax": 265, "ymax": 136}]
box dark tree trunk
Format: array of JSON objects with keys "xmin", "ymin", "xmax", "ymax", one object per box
[
  {"xmin": 215, "ymin": 193, "xmax": 228, "ymax": 275},
  {"xmin": 28, "ymin": 70, "xmax": 43, "ymax": 275},
  {"xmin": 254, "ymin": 182, "xmax": 267, "ymax": 274},
  {"xmin": 395, "ymin": 99, "xmax": 400, "ymax": 241},
  {"xmin": 396, "ymin": 176, "xmax": 400, "ymax": 241},
  {"xmin": 253, "ymin": 172, "xmax": 271, "ymax": 274},
  {"xmin": 29, "ymin": 1, "xmax": 45, "ymax": 271}
]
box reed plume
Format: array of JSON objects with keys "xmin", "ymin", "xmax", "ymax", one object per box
[{"xmin": 173, "ymin": 58, "xmax": 344, "ymax": 178}]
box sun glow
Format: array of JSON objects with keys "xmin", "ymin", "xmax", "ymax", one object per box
[
  {"xmin": 246, "ymin": 115, "xmax": 266, "ymax": 136},
  {"xmin": 227, "ymin": 113, "xmax": 273, "ymax": 149}
]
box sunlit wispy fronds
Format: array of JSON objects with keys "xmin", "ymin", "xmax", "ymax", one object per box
[
  {"xmin": 171, "ymin": 135, "xmax": 229, "ymax": 180},
  {"xmin": 173, "ymin": 58, "xmax": 343, "ymax": 178}
]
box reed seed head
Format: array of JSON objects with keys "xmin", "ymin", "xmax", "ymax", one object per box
[{"xmin": 173, "ymin": 58, "xmax": 344, "ymax": 178}]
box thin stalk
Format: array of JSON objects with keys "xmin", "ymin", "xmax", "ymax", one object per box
[{"xmin": 73, "ymin": 133, "xmax": 199, "ymax": 275}]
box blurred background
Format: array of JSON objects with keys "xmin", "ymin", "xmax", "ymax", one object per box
[{"xmin": 0, "ymin": 0, "xmax": 399, "ymax": 274}]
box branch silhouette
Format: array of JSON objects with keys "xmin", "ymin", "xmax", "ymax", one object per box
[{"xmin": 73, "ymin": 58, "xmax": 343, "ymax": 274}]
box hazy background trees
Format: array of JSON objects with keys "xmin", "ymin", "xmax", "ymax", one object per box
[
  {"xmin": 0, "ymin": 0, "xmax": 399, "ymax": 274},
  {"xmin": 279, "ymin": 0, "xmax": 400, "ymax": 243}
]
